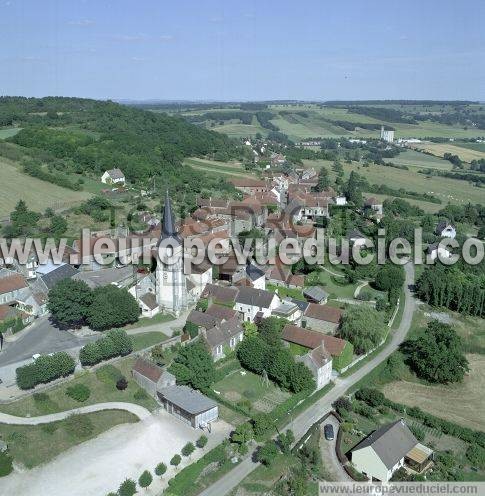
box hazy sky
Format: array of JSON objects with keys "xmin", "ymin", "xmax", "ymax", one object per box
[{"xmin": 1, "ymin": 0, "xmax": 484, "ymax": 101}]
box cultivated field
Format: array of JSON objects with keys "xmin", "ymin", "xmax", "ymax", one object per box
[
  {"xmin": 0, "ymin": 157, "xmax": 91, "ymax": 217},
  {"xmin": 384, "ymin": 149, "xmax": 453, "ymax": 170},
  {"xmin": 383, "ymin": 354, "xmax": 485, "ymax": 431},
  {"xmin": 411, "ymin": 142, "xmax": 485, "ymax": 163}
]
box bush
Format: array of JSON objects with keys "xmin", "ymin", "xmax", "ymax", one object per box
[
  {"xmin": 182, "ymin": 442, "xmax": 195, "ymax": 457},
  {"xmin": 355, "ymin": 388, "xmax": 385, "ymax": 407},
  {"xmin": 116, "ymin": 377, "xmax": 128, "ymax": 390},
  {"xmin": 252, "ymin": 413, "xmax": 274, "ymax": 439},
  {"xmin": 79, "ymin": 329, "xmax": 133, "ymax": 366},
  {"xmin": 0, "ymin": 451, "xmax": 13, "ymax": 477},
  {"xmin": 196, "ymin": 435, "xmax": 208, "ymax": 449},
  {"xmin": 170, "ymin": 454, "xmax": 182, "ymax": 467},
  {"xmin": 466, "ymin": 444, "xmax": 485, "ymax": 469},
  {"xmin": 16, "ymin": 352, "xmax": 76, "ymax": 390},
  {"xmin": 65, "ymin": 384, "xmax": 91, "ymax": 402},
  {"xmin": 333, "ymin": 396, "xmax": 352, "ymax": 415},
  {"xmin": 354, "ymin": 402, "xmax": 374, "ymax": 418},
  {"xmin": 409, "ymin": 424, "xmax": 426, "ymax": 442}
]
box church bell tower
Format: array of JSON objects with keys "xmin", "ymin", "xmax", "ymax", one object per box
[{"xmin": 155, "ymin": 191, "xmax": 187, "ymax": 316}]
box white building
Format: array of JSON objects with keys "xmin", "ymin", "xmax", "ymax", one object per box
[
  {"xmin": 296, "ymin": 343, "xmax": 332, "ymax": 390},
  {"xmin": 435, "ymin": 221, "xmax": 456, "ymax": 239},
  {"xmin": 101, "ymin": 168, "xmax": 126, "ymax": 185},
  {"xmin": 155, "ymin": 191, "xmax": 188, "ymax": 316},
  {"xmin": 351, "ymin": 419, "xmax": 433, "ymax": 482},
  {"xmin": 380, "ymin": 126, "xmax": 395, "ymax": 143},
  {"xmin": 234, "ymin": 286, "xmax": 281, "ymax": 322}
]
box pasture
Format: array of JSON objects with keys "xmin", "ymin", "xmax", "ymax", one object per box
[
  {"xmin": 306, "ymin": 159, "xmax": 485, "ymax": 207},
  {"xmin": 184, "ymin": 157, "xmax": 254, "ymax": 178},
  {"xmin": 383, "ymin": 354, "xmax": 485, "ymax": 431},
  {"xmin": 384, "ymin": 148, "xmax": 453, "ymax": 170},
  {"xmin": 0, "ymin": 157, "xmax": 91, "ymax": 217},
  {"xmin": 411, "ymin": 142, "xmax": 485, "ymax": 163}
]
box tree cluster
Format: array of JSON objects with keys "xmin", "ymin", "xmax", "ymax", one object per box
[
  {"xmin": 79, "ymin": 329, "xmax": 133, "ymax": 366},
  {"xmin": 16, "ymin": 352, "xmax": 76, "ymax": 390},
  {"xmin": 47, "ymin": 279, "xmax": 140, "ymax": 330}
]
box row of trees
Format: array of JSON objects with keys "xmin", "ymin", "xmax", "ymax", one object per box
[
  {"xmin": 48, "ymin": 279, "xmax": 140, "ymax": 331},
  {"xmin": 416, "ymin": 263, "xmax": 484, "ymax": 318},
  {"xmin": 16, "ymin": 352, "xmax": 75, "ymax": 390},
  {"xmin": 79, "ymin": 329, "xmax": 133, "ymax": 366}
]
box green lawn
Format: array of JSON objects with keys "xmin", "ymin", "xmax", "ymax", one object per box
[
  {"xmin": 184, "ymin": 157, "xmax": 254, "ymax": 178},
  {"xmin": 0, "ymin": 410, "xmax": 138, "ymax": 468},
  {"xmin": 0, "ymin": 357, "xmax": 158, "ymax": 417},
  {"xmin": 306, "ymin": 269, "xmax": 357, "ymax": 299},
  {"xmin": 124, "ymin": 312, "xmax": 175, "ymax": 329},
  {"xmin": 131, "ymin": 331, "xmax": 170, "ymax": 351},
  {"xmin": 214, "ymin": 368, "xmax": 291, "ymax": 414},
  {"xmin": 267, "ymin": 283, "xmax": 305, "ymax": 300}
]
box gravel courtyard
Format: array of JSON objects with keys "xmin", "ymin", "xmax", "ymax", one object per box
[{"xmin": 0, "ymin": 410, "xmax": 232, "ymax": 496}]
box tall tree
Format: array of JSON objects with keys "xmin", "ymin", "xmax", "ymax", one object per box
[
  {"xmin": 401, "ymin": 320, "xmax": 469, "ymax": 383},
  {"xmin": 47, "ymin": 279, "xmax": 93, "ymax": 327},
  {"xmin": 169, "ymin": 342, "xmax": 216, "ymax": 390},
  {"xmin": 313, "ymin": 167, "xmax": 330, "ymax": 192}
]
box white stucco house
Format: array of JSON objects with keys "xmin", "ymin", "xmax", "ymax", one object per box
[
  {"xmin": 101, "ymin": 168, "xmax": 126, "ymax": 185},
  {"xmin": 435, "ymin": 220, "xmax": 456, "ymax": 239},
  {"xmin": 233, "ymin": 286, "xmax": 281, "ymax": 322},
  {"xmin": 295, "ymin": 343, "xmax": 332, "ymax": 390},
  {"xmin": 351, "ymin": 419, "xmax": 433, "ymax": 482}
]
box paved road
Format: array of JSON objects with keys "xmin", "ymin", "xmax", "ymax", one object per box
[
  {"xmin": 0, "ymin": 401, "xmax": 151, "ymax": 424},
  {"xmin": 199, "ymin": 262, "xmax": 416, "ymax": 496},
  {"xmin": 0, "ymin": 317, "xmax": 98, "ymax": 367}
]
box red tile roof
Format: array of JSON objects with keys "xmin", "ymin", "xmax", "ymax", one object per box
[
  {"xmin": 132, "ymin": 357, "xmax": 163, "ymax": 382},
  {"xmin": 282, "ymin": 324, "xmax": 347, "ymax": 356},
  {"xmin": 0, "ymin": 274, "xmax": 28, "ymax": 295},
  {"xmin": 304, "ymin": 303, "xmax": 343, "ymax": 324}
]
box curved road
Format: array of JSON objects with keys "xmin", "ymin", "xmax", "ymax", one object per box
[
  {"xmin": 0, "ymin": 401, "xmax": 151, "ymax": 425},
  {"xmin": 199, "ymin": 262, "xmax": 416, "ymax": 496}
]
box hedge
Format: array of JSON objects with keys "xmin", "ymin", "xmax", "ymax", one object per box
[
  {"xmin": 16, "ymin": 352, "xmax": 76, "ymax": 389},
  {"xmin": 356, "ymin": 388, "xmax": 485, "ymax": 447},
  {"xmin": 79, "ymin": 329, "xmax": 133, "ymax": 366}
]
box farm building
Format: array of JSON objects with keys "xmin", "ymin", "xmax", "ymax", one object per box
[
  {"xmin": 101, "ymin": 168, "xmax": 125, "ymax": 185},
  {"xmin": 131, "ymin": 357, "xmax": 176, "ymax": 398},
  {"xmin": 158, "ymin": 385, "xmax": 218, "ymax": 429},
  {"xmin": 302, "ymin": 303, "xmax": 342, "ymax": 334}
]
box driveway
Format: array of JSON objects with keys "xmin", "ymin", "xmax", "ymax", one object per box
[
  {"xmin": 319, "ymin": 414, "xmax": 352, "ymax": 482},
  {"xmin": 1, "ymin": 411, "xmax": 232, "ymax": 496}
]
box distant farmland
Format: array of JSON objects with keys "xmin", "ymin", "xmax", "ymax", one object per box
[
  {"xmin": 411, "ymin": 142, "xmax": 485, "ymax": 163},
  {"xmin": 0, "ymin": 157, "xmax": 91, "ymax": 217}
]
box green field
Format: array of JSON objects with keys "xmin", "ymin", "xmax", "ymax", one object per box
[
  {"xmin": 307, "ymin": 159, "xmax": 485, "ymax": 207},
  {"xmin": 0, "ymin": 127, "xmax": 21, "ymax": 139},
  {"xmin": 384, "ymin": 149, "xmax": 453, "ymax": 170},
  {"xmin": 184, "ymin": 157, "xmax": 254, "ymax": 178},
  {"xmin": 0, "ymin": 410, "xmax": 137, "ymax": 468},
  {"xmin": 0, "ymin": 157, "xmax": 91, "ymax": 217},
  {"xmin": 456, "ymin": 142, "xmax": 485, "ymax": 153},
  {"xmin": 204, "ymin": 104, "xmax": 485, "ymax": 141},
  {"xmin": 131, "ymin": 331, "xmax": 169, "ymax": 351}
]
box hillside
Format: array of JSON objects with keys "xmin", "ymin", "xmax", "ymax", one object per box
[{"xmin": 0, "ymin": 97, "xmax": 243, "ymax": 206}]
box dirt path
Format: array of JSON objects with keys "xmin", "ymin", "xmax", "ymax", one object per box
[{"xmin": 0, "ymin": 402, "xmax": 151, "ymax": 425}]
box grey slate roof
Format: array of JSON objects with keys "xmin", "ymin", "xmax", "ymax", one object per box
[
  {"xmin": 435, "ymin": 220, "xmax": 454, "ymax": 235},
  {"xmin": 303, "ymin": 286, "xmax": 328, "ymax": 303},
  {"xmin": 290, "ymin": 297, "xmax": 310, "ymax": 313},
  {"xmin": 106, "ymin": 168, "xmax": 125, "ymax": 179},
  {"xmin": 235, "ymin": 286, "xmax": 275, "ymax": 308},
  {"xmin": 140, "ymin": 292, "xmax": 158, "ymax": 310},
  {"xmin": 158, "ymin": 385, "xmax": 217, "ymax": 414},
  {"xmin": 40, "ymin": 264, "xmax": 78, "ymax": 291},
  {"xmin": 204, "ymin": 317, "xmax": 243, "ymax": 348},
  {"xmin": 246, "ymin": 264, "xmax": 265, "ymax": 282},
  {"xmin": 352, "ymin": 419, "xmax": 417, "ymax": 470},
  {"xmin": 187, "ymin": 309, "xmax": 219, "ymax": 328},
  {"xmin": 73, "ymin": 265, "xmax": 134, "ymax": 289}
]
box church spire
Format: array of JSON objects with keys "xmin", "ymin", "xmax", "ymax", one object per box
[{"xmin": 159, "ymin": 190, "xmax": 180, "ymax": 243}]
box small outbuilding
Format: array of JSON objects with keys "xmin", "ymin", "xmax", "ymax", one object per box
[
  {"xmin": 158, "ymin": 385, "xmax": 218, "ymax": 429},
  {"xmin": 132, "ymin": 357, "xmax": 176, "ymax": 398},
  {"xmin": 303, "ymin": 286, "xmax": 329, "ymax": 304}
]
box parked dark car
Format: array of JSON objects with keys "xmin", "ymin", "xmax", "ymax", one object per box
[{"xmin": 324, "ymin": 424, "xmax": 334, "ymax": 441}]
